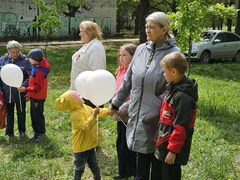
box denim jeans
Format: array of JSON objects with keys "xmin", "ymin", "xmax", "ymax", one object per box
[{"xmin": 73, "ymin": 148, "xmax": 101, "ymax": 180}]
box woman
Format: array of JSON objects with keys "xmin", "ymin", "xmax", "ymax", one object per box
[
  {"xmin": 69, "ymin": 20, "xmax": 106, "ymax": 108},
  {"xmin": 109, "ymin": 12, "xmax": 179, "ymax": 179},
  {"xmin": 0, "ymin": 40, "xmax": 32, "ymax": 137}
]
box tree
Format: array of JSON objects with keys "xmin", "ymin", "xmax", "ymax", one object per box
[
  {"xmin": 32, "ymin": 0, "xmax": 85, "ymax": 55},
  {"xmin": 170, "ymin": 1, "xmax": 236, "ymax": 74},
  {"xmin": 235, "ymin": 0, "xmax": 240, "ymax": 35}
]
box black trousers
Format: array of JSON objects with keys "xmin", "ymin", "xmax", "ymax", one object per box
[
  {"xmin": 159, "ymin": 161, "xmax": 181, "ymax": 180},
  {"xmin": 116, "ymin": 121, "xmax": 136, "ymax": 177},
  {"xmin": 30, "ymin": 98, "xmax": 46, "ymax": 134},
  {"xmin": 5, "ymin": 100, "xmax": 26, "ymax": 135},
  {"xmin": 135, "ymin": 152, "xmax": 162, "ymax": 180}
]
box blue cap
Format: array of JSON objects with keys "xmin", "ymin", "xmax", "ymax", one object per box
[{"xmin": 28, "ymin": 48, "xmax": 43, "ymax": 62}]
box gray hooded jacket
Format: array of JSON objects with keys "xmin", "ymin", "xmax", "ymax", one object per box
[{"xmin": 112, "ymin": 38, "xmax": 178, "ymax": 154}]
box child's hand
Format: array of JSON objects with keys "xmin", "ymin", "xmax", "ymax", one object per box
[
  {"xmin": 17, "ymin": 86, "xmax": 26, "ymax": 93},
  {"xmin": 93, "ymin": 106, "xmax": 100, "ymax": 118},
  {"xmin": 165, "ymin": 151, "xmax": 176, "ymax": 165},
  {"xmin": 107, "ymin": 107, "xmax": 116, "ymax": 116}
]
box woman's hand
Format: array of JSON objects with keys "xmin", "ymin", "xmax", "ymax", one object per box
[{"xmin": 165, "ymin": 151, "xmax": 176, "ymax": 165}]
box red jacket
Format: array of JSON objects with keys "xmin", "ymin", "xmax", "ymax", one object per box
[
  {"xmin": 26, "ymin": 58, "xmax": 50, "ymax": 100},
  {"xmin": 155, "ymin": 77, "xmax": 198, "ymax": 165}
]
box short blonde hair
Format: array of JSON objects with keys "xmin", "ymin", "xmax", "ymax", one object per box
[
  {"xmin": 80, "ymin": 21, "xmax": 102, "ymax": 40},
  {"xmin": 160, "ymin": 51, "xmax": 188, "ymax": 75},
  {"xmin": 6, "ymin": 40, "xmax": 22, "ymax": 51}
]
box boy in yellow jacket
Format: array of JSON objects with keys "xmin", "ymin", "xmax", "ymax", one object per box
[{"xmin": 55, "ymin": 90, "xmax": 108, "ymax": 180}]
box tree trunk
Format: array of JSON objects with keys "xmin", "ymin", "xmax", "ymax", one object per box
[
  {"xmin": 134, "ymin": 5, "xmax": 139, "ymax": 35},
  {"xmin": 235, "ymin": 0, "xmax": 240, "ymax": 35},
  {"xmin": 138, "ymin": 0, "xmax": 150, "ymax": 44},
  {"xmin": 227, "ymin": 0, "xmax": 234, "ymax": 32}
]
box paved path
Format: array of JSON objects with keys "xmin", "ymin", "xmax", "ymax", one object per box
[{"xmin": 0, "ymin": 38, "xmax": 139, "ymax": 48}]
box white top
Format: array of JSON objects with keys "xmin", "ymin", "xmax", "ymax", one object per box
[{"xmin": 70, "ymin": 38, "xmax": 106, "ymax": 90}]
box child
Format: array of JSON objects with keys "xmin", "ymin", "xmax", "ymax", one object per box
[
  {"xmin": 18, "ymin": 48, "xmax": 50, "ymax": 141},
  {"xmin": 113, "ymin": 43, "xmax": 137, "ymax": 180},
  {"xmin": 154, "ymin": 51, "xmax": 198, "ymax": 180},
  {"xmin": 55, "ymin": 90, "xmax": 109, "ymax": 180}
]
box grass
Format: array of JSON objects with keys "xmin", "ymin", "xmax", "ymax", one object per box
[{"xmin": 0, "ymin": 45, "xmax": 240, "ymax": 179}]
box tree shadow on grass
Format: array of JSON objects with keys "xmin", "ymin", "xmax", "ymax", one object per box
[
  {"xmin": 191, "ymin": 62, "xmax": 240, "ymax": 83},
  {"xmin": 198, "ymin": 101, "xmax": 240, "ymax": 144},
  {"xmin": 0, "ymin": 135, "xmax": 65, "ymax": 161}
]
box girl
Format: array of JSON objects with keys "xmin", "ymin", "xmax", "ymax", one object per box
[{"xmin": 113, "ymin": 43, "xmax": 137, "ymax": 180}]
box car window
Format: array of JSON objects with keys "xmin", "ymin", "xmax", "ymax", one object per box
[
  {"xmin": 215, "ymin": 34, "xmax": 224, "ymax": 42},
  {"xmin": 224, "ymin": 33, "xmax": 240, "ymax": 42},
  {"xmin": 200, "ymin": 31, "xmax": 216, "ymax": 41}
]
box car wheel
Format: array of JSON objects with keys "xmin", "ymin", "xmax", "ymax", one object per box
[
  {"xmin": 200, "ymin": 51, "xmax": 211, "ymax": 63},
  {"xmin": 233, "ymin": 51, "xmax": 240, "ymax": 63}
]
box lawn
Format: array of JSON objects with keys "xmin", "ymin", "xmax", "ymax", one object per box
[{"xmin": 0, "ymin": 45, "xmax": 240, "ymax": 180}]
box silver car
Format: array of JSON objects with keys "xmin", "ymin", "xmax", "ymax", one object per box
[{"xmin": 185, "ymin": 30, "xmax": 240, "ymax": 63}]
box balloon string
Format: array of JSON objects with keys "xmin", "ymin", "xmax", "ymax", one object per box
[
  {"xmin": 18, "ymin": 91, "xmax": 22, "ymax": 112},
  {"xmin": 9, "ymin": 87, "xmax": 11, "ymax": 103},
  {"xmin": 116, "ymin": 114, "xmax": 127, "ymax": 127},
  {"xmin": 96, "ymin": 115, "xmax": 99, "ymax": 145}
]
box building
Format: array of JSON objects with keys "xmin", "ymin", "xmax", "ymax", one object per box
[{"xmin": 0, "ymin": 0, "xmax": 116, "ymax": 39}]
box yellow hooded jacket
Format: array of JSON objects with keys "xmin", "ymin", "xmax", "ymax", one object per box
[{"xmin": 55, "ymin": 90, "xmax": 108, "ymax": 153}]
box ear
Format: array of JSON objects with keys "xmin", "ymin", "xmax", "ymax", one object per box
[{"xmin": 172, "ymin": 68, "xmax": 177, "ymax": 75}]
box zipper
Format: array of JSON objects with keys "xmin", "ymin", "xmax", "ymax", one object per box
[{"xmin": 131, "ymin": 44, "xmax": 156, "ymax": 150}]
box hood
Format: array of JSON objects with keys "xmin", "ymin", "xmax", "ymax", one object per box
[
  {"xmin": 146, "ymin": 36, "xmax": 178, "ymax": 51},
  {"xmin": 55, "ymin": 90, "xmax": 83, "ymax": 111},
  {"xmin": 38, "ymin": 57, "xmax": 50, "ymax": 70},
  {"xmin": 167, "ymin": 76, "xmax": 198, "ymax": 102}
]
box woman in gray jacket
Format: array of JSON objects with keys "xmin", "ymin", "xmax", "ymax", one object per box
[{"xmin": 110, "ymin": 12, "xmax": 179, "ymax": 180}]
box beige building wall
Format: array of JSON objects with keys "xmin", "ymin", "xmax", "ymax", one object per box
[{"xmin": 0, "ymin": 0, "xmax": 116, "ymax": 37}]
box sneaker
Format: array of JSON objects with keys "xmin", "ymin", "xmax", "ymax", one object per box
[
  {"xmin": 113, "ymin": 175, "xmax": 129, "ymax": 180},
  {"xmin": 19, "ymin": 132, "xmax": 26, "ymax": 138},
  {"xmin": 34, "ymin": 134, "xmax": 46, "ymax": 142},
  {"xmin": 5, "ymin": 132, "xmax": 14, "ymax": 137}
]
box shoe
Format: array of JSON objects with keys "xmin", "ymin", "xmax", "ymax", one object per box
[
  {"xmin": 19, "ymin": 132, "xmax": 26, "ymax": 138},
  {"xmin": 33, "ymin": 134, "xmax": 46, "ymax": 142},
  {"xmin": 5, "ymin": 132, "xmax": 14, "ymax": 137},
  {"xmin": 113, "ymin": 175, "xmax": 129, "ymax": 180}
]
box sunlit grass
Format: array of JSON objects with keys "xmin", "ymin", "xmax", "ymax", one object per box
[{"xmin": 0, "ymin": 46, "xmax": 240, "ymax": 179}]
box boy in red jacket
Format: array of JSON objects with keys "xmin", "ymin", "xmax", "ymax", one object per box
[
  {"xmin": 155, "ymin": 52, "xmax": 198, "ymax": 179},
  {"xmin": 18, "ymin": 48, "xmax": 50, "ymax": 141}
]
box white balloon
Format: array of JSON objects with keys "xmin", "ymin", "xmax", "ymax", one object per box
[
  {"xmin": 0, "ymin": 64, "xmax": 23, "ymax": 87},
  {"xmin": 86, "ymin": 70, "xmax": 116, "ymax": 106},
  {"xmin": 75, "ymin": 71, "xmax": 93, "ymax": 99}
]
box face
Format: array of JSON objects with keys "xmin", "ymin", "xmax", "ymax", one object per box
[
  {"xmin": 145, "ymin": 21, "xmax": 167, "ymax": 43},
  {"xmin": 119, "ymin": 48, "xmax": 132, "ymax": 67},
  {"xmin": 8, "ymin": 48, "xmax": 20, "ymax": 59},
  {"xmin": 79, "ymin": 27, "xmax": 91, "ymax": 43},
  {"xmin": 162, "ymin": 66, "xmax": 176, "ymax": 83},
  {"xmin": 29, "ymin": 57, "xmax": 38, "ymax": 65}
]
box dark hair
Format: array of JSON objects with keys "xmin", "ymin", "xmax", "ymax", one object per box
[{"xmin": 160, "ymin": 51, "xmax": 188, "ymax": 75}]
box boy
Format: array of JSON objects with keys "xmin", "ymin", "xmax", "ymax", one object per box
[
  {"xmin": 154, "ymin": 51, "xmax": 198, "ymax": 180},
  {"xmin": 18, "ymin": 48, "xmax": 50, "ymax": 141},
  {"xmin": 55, "ymin": 90, "xmax": 109, "ymax": 180}
]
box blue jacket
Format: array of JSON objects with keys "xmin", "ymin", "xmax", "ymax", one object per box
[{"xmin": 0, "ymin": 53, "xmax": 32, "ymax": 103}]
